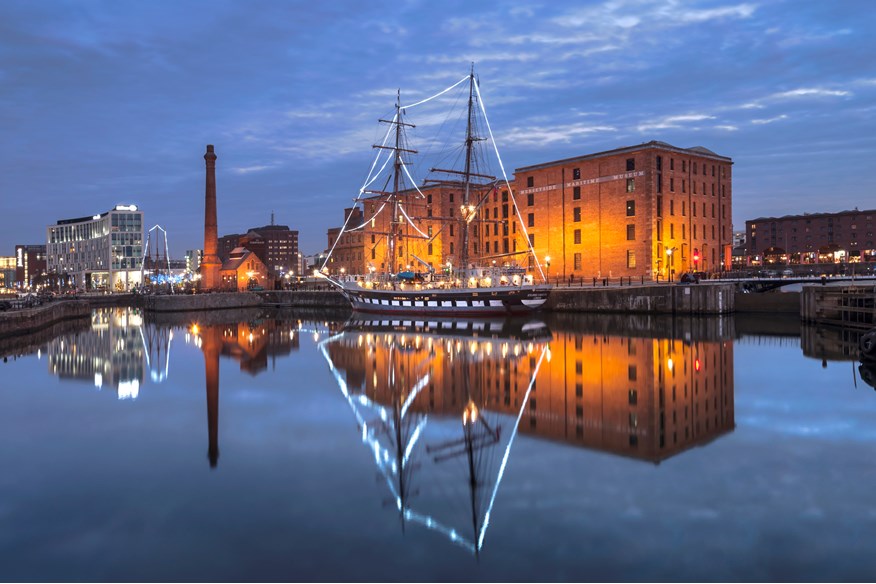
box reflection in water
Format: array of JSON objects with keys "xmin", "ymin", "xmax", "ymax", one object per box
[
  {"xmin": 320, "ymin": 317, "xmax": 551, "ymax": 555},
  {"xmin": 174, "ymin": 311, "xmax": 303, "ymax": 468},
  {"xmin": 47, "ymin": 308, "xmax": 147, "ymax": 399},
  {"xmin": 43, "ymin": 308, "xmax": 305, "ymax": 467},
  {"xmin": 320, "ymin": 314, "xmax": 736, "ymax": 554}
]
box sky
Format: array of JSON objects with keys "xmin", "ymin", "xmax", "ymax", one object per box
[{"xmin": 1, "ymin": 0, "xmax": 875, "ymax": 258}]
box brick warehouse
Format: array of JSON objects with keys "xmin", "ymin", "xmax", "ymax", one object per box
[
  {"xmin": 325, "ymin": 140, "xmax": 733, "ymax": 281},
  {"xmin": 514, "ymin": 141, "xmax": 733, "ymax": 281}
]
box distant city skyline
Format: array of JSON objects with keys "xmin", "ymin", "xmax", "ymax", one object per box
[{"xmin": 1, "ymin": 0, "xmax": 874, "ymax": 258}]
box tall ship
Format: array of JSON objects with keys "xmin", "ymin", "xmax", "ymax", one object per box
[{"xmin": 320, "ymin": 68, "xmax": 552, "ymax": 316}]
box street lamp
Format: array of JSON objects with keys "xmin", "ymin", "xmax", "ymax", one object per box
[
  {"xmin": 545, "ymin": 255, "xmax": 551, "ymax": 280},
  {"xmin": 666, "ymin": 247, "xmax": 675, "ymax": 281}
]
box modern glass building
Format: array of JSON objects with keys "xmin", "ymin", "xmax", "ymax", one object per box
[{"xmin": 47, "ymin": 204, "xmax": 144, "ymax": 291}]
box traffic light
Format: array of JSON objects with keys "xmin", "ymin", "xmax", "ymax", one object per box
[{"xmin": 693, "ymin": 248, "xmax": 700, "ymax": 266}]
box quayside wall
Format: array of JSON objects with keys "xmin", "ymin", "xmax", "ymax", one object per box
[
  {"xmin": 134, "ymin": 292, "xmax": 263, "ymax": 312},
  {"xmin": 546, "ymin": 283, "xmax": 735, "ymax": 315},
  {"xmin": 0, "ymin": 301, "xmax": 92, "ymax": 339}
]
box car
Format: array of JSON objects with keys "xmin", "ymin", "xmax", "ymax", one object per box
[
  {"xmin": 679, "ymin": 272, "xmax": 700, "ymax": 284},
  {"xmin": 0, "ymin": 300, "xmax": 12, "ymax": 311},
  {"xmin": 781, "ymin": 269, "xmax": 794, "ymax": 278}
]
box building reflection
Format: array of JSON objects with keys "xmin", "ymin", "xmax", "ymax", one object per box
[
  {"xmin": 320, "ymin": 314, "xmax": 735, "ymax": 554},
  {"xmin": 178, "ymin": 311, "xmax": 302, "ymax": 468},
  {"xmin": 327, "ymin": 315, "xmax": 735, "ymax": 465},
  {"xmin": 47, "ymin": 308, "xmax": 146, "ymax": 399}
]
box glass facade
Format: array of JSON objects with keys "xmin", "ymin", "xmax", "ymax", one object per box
[{"xmin": 46, "ymin": 206, "xmax": 144, "ymax": 291}]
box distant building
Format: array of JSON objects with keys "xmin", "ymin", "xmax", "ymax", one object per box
[
  {"xmin": 185, "ymin": 249, "xmax": 203, "ymax": 275},
  {"xmin": 0, "ymin": 256, "xmax": 15, "ymax": 290},
  {"xmin": 219, "ymin": 223, "xmax": 299, "ymax": 277},
  {"xmin": 325, "ymin": 207, "xmax": 365, "ymax": 276},
  {"xmin": 46, "ymin": 204, "xmax": 144, "ymax": 291},
  {"xmin": 746, "ymin": 208, "xmax": 876, "ymax": 265},
  {"xmin": 220, "ymin": 247, "xmax": 268, "ymax": 291},
  {"xmin": 15, "ymin": 244, "xmax": 47, "ymax": 289}
]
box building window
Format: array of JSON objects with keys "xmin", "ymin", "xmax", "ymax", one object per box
[
  {"xmin": 670, "ymin": 200, "xmax": 675, "ymax": 216},
  {"xmin": 670, "ymin": 158, "xmax": 675, "ymax": 171},
  {"xmin": 626, "ymin": 178, "xmax": 635, "ymax": 192},
  {"xmin": 572, "ymin": 168, "xmax": 581, "ymax": 180},
  {"xmin": 627, "ymin": 250, "xmax": 636, "ymax": 269},
  {"xmin": 527, "ymin": 193, "xmax": 534, "ymax": 206},
  {"xmin": 428, "ymin": 243, "xmax": 433, "ymax": 255},
  {"xmin": 657, "ymin": 196, "xmax": 662, "ymax": 217},
  {"xmin": 656, "ymin": 155, "xmax": 662, "ymax": 171},
  {"xmin": 527, "ymin": 176, "xmax": 534, "ymax": 188},
  {"xmin": 670, "ymin": 223, "xmax": 674, "ymax": 238},
  {"xmin": 449, "ymin": 193, "xmax": 454, "ymax": 203},
  {"xmin": 693, "ymin": 162, "xmax": 698, "ymax": 175},
  {"xmin": 670, "ymin": 177, "xmax": 674, "ymax": 192},
  {"xmin": 427, "ymin": 194, "xmax": 432, "ymax": 204},
  {"xmin": 628, "ymin": 364, "xmax": 637, "ymax": 381},
  {"xmin": 573, "ymin": 207, "xmax": 581, "ymax": 222},
  {"xmin": 626, "ymin": 200, "xmax": 635, "ymax": 216},
  {"xmin": 574, "ymin": 252, "xmax": 582, "ymax": 270},
  {"xmin": 573, "ymin": 186, "xmax": 581, "ymax": 200},
  {"xmin": 626, "ymin": 224, "xmax": 635, "ymax": 240},
  {"xmin": 629, "ymin": 389, "xmax": 638, "ymax": 405},
  {"xmin": 528, "ymin": 233, "xmax": 535, "ymax": 246},
  {"xmin": 527, "ymin": 213, "xmax": 535, "ymax": 227},
  {"xmin": 626, "ymin": 158, "xmax": 635, "ymax": 171},
  {"xmin": 574, "ymin": 229, "xmax": 581, "ymax": 244}
]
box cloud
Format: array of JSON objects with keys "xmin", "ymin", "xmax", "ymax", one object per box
[
  {"xmin": 769, "ymin": 88, "xmax": 851, "ymax": 100},
  {"xmin": 636, "ymin": 114, "xmax": 716, "ymax": 132},
  {"xmin": 232, "ymin": 165, "xmax": 272, "ymax": 175},
  {"xmin": 676, "ymin": 3, "xmax": 757, "ymax": 23},
  {"xmin": 751, "ymin": 114, "xmax": 789, "ymax": 125},
  {"xmin": 500, "ymin": 123, "xmax": 617, "ymax": 147}
]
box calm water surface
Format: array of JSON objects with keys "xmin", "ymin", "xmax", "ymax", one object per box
[{"xmin": 1, "ymin": 308, "xmax": 875, "ymax": 582}]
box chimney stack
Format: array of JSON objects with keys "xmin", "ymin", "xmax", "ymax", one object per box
[{"xmin": 199, "ymin": 144, "xmax": 221, "ymax": 290}]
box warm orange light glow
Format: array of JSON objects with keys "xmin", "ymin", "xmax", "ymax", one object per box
[{"xmin": 695, "ymin": 358, "xmax": 701, "ymax": 372}]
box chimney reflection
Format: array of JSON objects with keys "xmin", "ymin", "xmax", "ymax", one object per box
[{"xmin": 182, "ymin": 313, "xmax": 301, "ymax": 468}]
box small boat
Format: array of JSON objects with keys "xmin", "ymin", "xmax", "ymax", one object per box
[{"xmin": 320, "ymin": 67, "xmax": 552, "ymax": 315}]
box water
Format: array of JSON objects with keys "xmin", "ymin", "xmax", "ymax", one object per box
[{"xmin": 1, "ymin": 307, "xmax": 875, "ymax": 582}]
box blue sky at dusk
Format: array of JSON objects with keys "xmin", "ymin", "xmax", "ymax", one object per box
[{"xmin": 1, "ymin": 0, "xmax": 874, "ymax": 257}]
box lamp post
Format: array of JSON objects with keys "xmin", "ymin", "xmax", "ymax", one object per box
[
  {"xmin": 666, "ymin": 247, "xmax": 675, "ymax": 281},
  {"xmin": 545, "ymin": 255, "xmax": 551, "ymax": 282}
]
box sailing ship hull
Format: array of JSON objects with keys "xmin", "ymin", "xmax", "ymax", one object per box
[{"xmin": 340, "ymin": 284, "xmax": 551, "ymax": 316}]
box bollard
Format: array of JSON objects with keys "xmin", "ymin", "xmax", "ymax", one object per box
[
  {"xmin": 593, "ymin": 277, "xmax": 597, "ymax": 287},
  {"xmin": 602, "ymin": 278, "xmax": 607, "ymax": 287}
]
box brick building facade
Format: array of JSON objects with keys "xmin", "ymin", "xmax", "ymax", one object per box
[
  {"xmin": 326, "ymin": 141, "xmax": 733, "ymax": 281},
  {"xmin": 513, "ymin": 141, "xmax": 733, "ymax": 281},
  {"xmin": 746, "ymin": 209, "xmax": 876, "ymax": 265}
]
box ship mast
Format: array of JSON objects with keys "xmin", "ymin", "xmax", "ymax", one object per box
[
  {"xmin": 460, "ymin": 68, "xmax": 476, "ymax": 277},
  {"xmin": 373, "ymin": 91, "xmax": 416, "ymax": 274}
]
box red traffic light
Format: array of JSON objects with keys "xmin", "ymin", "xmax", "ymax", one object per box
[{"xmin": 693, "ymin": 248, "xmax": 700, "ymax": 263}]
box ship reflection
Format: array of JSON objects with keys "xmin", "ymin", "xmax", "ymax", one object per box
[
  {"xmin": 320, "ymin": 316, "xmax": 551, "ymax": 555},
  {"xmin": 320, "ymin": 314, "xmax": 736, "ymax": 555}
]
